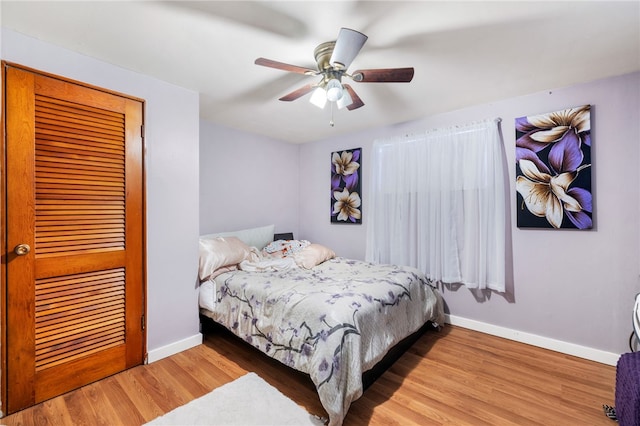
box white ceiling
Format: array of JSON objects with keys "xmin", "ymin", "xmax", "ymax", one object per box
[{"xmin": 2, "ymin": 1, "xmax": 639, "ymax": 144}]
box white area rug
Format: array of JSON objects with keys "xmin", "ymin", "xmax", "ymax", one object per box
[{"xmin": 145, "ymin": 372, "xmax": 326, "ymax": 425}]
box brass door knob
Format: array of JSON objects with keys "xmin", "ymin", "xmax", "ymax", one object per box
[{"xmin": 14, "ymin": 244, "xmax": 30, "ymax": 256}]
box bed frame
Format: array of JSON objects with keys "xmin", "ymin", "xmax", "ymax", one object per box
[{"xmin": 199, "ymin": 314, "xmax": 439, "ymax": 391}]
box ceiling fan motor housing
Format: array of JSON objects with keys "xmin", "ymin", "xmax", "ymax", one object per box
[{"xmin": 314, "ymin": 41, "xmax": 336, "ymax": 70}]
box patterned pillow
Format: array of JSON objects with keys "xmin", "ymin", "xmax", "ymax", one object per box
[{"xmin": 262, "ymin": 239, "xmax": 310, "ymax": 258}]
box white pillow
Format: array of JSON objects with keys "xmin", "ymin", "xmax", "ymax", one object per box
[
  {"xmin": 198, "ymin": 237, "xmax": 251, "ymax": 281},
  {"xmin": 293, "ymin": 244, "xmax": 336, "ymax": 269},
  {"xmin": 200, "ymin": 224, "xmax": 275, "ymax": 250}
]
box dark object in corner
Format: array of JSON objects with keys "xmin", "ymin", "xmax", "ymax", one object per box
[
  {"xmin": 274, "ymin": 232, "xmax": 294, "ymax": 241},
  {"xmin": 602, "ymin": 404, "xmax": 617, "ymax": 421}
]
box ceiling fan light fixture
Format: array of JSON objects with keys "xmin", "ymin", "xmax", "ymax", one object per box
[
  {"xmin": 336, "ymin": 89, "xmax": 353, "ymax": 110},
  {"xmin": 325, "ymin": 78, "xmax": 343, "ymax": 102},
  {"xmin": 309, "ymin": 86, "xmax": 327, "ymax": 109}
]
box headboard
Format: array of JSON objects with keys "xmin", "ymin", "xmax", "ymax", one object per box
[{"xmin": 200, "ymin": 224, "xmax": 275, "ymax": 250}]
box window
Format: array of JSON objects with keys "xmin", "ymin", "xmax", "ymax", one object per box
[{"xmin": 365, "ymin": 119, "xmax": 507, "ymax": 292}]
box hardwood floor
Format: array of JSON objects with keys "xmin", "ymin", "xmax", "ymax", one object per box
[{"xmin": 1, "ymin": 325, "xmax": 616, "ymax": 425}]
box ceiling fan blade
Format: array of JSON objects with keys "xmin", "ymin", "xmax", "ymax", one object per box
[
  {"xmin": 342, "ymin": 84, "xmax": 364, "ymax": 110},
  {"xmin": 329, "ymin": 28, "xmax": 368, "ymax": 70},
  {"xmin": 279, "ymin": 84, "xmax": 316, "ymax": 102},
  {"xmin": 352, "ymin": 68, "xmax": 415, "ymax": 83},
  {"xmin": 255, "ymin": 58, "xmax": 317, "ymax": 75}
]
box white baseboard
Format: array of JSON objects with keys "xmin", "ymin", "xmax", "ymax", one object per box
[
  {"xmin": 143, "ymin": 320, "xmax": 619, "ymax": 366},
  {"xmin": 147, "ymin": 333, "xmax": 203, "ymax": 364},
  {"xmin": 445, "ymin": 314, "xmax": 620, "ymax": 366}
]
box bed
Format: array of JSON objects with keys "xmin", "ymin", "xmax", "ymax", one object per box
[{"xmin": 197, "ymin": 225, "xmax": 445, "ymax": 426}]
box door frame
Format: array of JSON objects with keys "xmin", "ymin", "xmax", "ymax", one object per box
[{"xmin": 0, "ymin": 61, "xmax": 148, "ymax": 415}]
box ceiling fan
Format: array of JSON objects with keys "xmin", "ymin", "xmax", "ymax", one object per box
[{"xmin": 255, "ymin": 28, "xmax": 414, "ymax": 112}]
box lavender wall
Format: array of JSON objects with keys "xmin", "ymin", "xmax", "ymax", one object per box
[
  {"xmin": 1, "ymin": 29, "xmax": 202, "ymax": 355},
  {"xmin": 199, "ymin": 121, "xmax": 300, "ymax": 238},
  {"xmin": 298, "ymin": 72, "xmax": 640, "ymax": 360}
]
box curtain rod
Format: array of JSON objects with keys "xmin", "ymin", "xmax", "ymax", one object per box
[{"xmin": 401, "ymin": 117, "xmax": 503, "ymax": 138}]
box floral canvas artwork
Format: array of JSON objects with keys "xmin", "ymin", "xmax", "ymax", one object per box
[
  {"xmin": 331, "ymin": 148, "xmax": 362, "ymax": 224},
  {"xmin": 515, "ymin": 105, "xmax": 592, "ymax": 229}
]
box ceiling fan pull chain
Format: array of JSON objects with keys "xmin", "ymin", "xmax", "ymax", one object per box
[{"xmin": 330, "ymin": 102, "xmax": 335, "ymax": 127}]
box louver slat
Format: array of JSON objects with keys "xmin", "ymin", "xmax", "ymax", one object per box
[{"xmin": 34, "ymin": 94, "xmax": 125, "ymax": 256}]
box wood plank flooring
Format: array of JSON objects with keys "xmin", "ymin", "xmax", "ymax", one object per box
[{"xmin": 1, "ymin": 325, "xmax": 616, "ymax": 425}]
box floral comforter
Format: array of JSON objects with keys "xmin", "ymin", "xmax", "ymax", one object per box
[{"xmin": 199, "ymin": 257, "xmax": 444, "ymax": 426}]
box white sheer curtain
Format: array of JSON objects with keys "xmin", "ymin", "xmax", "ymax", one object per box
[{"xmin": 365, "ymin": 119, "xmax": 506, "ymax": 292}]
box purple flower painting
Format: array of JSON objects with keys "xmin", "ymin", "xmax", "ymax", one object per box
[
  {"xmin": 331, "ymin": 148, "xmax": 362, "ymax": 224},
  {"xmin": 515, "ymin": 105, "xmax": 592, "ymax": 229}
]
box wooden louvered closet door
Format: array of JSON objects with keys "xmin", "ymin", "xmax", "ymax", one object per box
[{"xmin": 2, "ymin": 63, "xmax": 145, "ymax": 413}]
